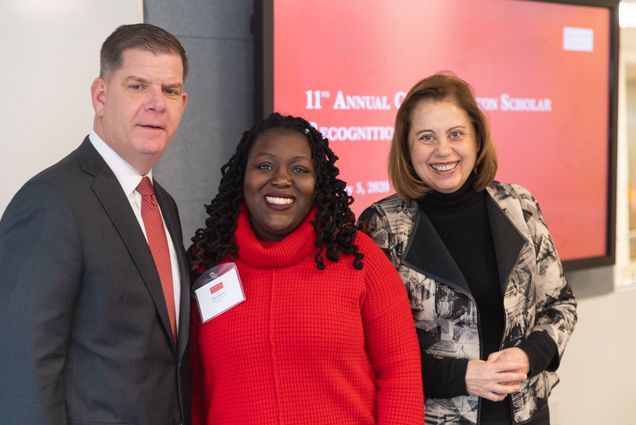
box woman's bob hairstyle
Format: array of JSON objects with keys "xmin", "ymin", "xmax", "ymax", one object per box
[{"xmin": 388, "ymin": 72, "xmax": 498, "ymax": 199}]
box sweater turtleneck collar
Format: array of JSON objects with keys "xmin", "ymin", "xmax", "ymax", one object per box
[
  {"xmin": 234, "ymin": 203, "xmax": 318, "ymax": 268},
  {"xmin": 417, "ymin": 172, "xmax": 480, "ymax": 212}
]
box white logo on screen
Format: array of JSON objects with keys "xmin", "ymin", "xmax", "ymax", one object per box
[{"xmin": 563, "ymin": 27, "xmax": 594, "ymax": 52}]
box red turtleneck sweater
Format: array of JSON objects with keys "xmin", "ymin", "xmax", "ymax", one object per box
[{"xmin": 190, "ymin": 209, "xmax": 423, "ymax": 424}]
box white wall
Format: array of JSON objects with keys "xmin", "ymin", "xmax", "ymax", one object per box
[
  {"xmin": 550, "ymin": 289, "xmax": 636, "ymax": 425},
  {"xmin": 0, "ymin": 0, "xmax": 142, "ymax": 212}
]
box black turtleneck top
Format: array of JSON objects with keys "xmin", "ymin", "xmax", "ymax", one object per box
[
  {"xmin": 416, "ymin": 175, "xmax": 557, "ymax": 424},
  {"xmin": 417, "ymin": 174, "xmax": 510, "ymax": 422}
]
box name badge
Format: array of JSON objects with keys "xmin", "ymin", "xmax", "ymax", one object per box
[{"xmin": 194, "ymin": 263, "xmax": 245, "ymax": 322}]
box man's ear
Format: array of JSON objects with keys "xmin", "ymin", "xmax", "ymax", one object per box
[
  {"xmin": 181, "ymin": 90, "xmax": 189, "ymax": 110},
  {"xmin": 90, "ymin": 77, "xmax": 107, "ymax": 117}
]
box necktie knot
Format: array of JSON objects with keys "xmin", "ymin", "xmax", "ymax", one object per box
[{"xmin": 136, "ymin": 177, "xmax": 155, "ymax": 197}]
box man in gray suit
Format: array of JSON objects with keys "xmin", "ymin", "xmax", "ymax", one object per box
[{"xmin": 0, "ymin": 23, "xmax": 190, "ymax": 425}]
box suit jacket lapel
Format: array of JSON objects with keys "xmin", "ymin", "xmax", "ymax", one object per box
[
  {"xmin": 154, "ymin": 182, "xmax": 190, "ymax": 360},
  {"xmin": 486, "ymin": 189, "xmax": 527, "ymax": 293},
  {"xmin": 403, "ymin": 209, "xmax": 472, "ymax": 297},
  {"xmin": 401, "ymin": 188, "xmax": 528, "ymax": 298},
  {"xmin": 75, "ymin": 138, "xmax": 176, "ymax": 348}
]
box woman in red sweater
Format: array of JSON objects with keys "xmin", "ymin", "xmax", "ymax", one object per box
[{"xmin": 188, "ymin": 113, "xmax": 423, "ymax": 425}]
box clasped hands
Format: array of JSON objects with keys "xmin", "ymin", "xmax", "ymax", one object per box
[{"xmin": 465, "ymin": 347, "xmax": 529, "ymax": 402}]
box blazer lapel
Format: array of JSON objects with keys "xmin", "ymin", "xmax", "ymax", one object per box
[
  {"xmin": 75, "ymin": 138, "xmax": 176, "ymax": 348},
  {"xmin": 486, "ymin": 190, "xmax": 527, "ymax": 293},
  {"xmin": 154, "ymin": 182, "xmax": 190, "ymax": 360},
  {"xmin": 403, "ymin": 209, "xmax": 472, "ymax": 297}
]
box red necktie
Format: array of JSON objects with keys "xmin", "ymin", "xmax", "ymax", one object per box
[{"xmin": 136, "ymin": 177, "xmax": 176, "ymax": 339}]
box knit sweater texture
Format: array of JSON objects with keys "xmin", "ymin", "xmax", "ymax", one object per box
[{"xmin": 190, "ymin": 208, "xmax": 424, "ymax": 425}]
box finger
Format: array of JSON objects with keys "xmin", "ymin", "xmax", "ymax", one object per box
[
  {"xmin": 496, "ymin": 381, "xmax": 521, "ymax": 392},
  {"xmin": 504, "ymin": 367, "xmax": 528, "ymax": 375},
  {"xmin": 481, "ymin": 391, "xmax": 508, "ymax": 402},
  {"xmin": 487, "ymin": 351, "xmax": 503, "ymax": 362},
  {"xmin": 491, "ymin": 360, "xmax": 526, "ymax": 373},
  {"xmin": 497, "ymin": 372, "xmax": 528, "ymax": 383},
  {"xmin": 483, "ymin": 376, "xmax": 522, "ymax": 393}
]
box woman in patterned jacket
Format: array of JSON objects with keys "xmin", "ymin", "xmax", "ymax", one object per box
[{"xmin": 358, "ymin": 73, "xmax": 577, "ymax": 425}]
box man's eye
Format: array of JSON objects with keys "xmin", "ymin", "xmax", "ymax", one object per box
[
  {"xmin": 129, "ymin": 83, "xmax": 144, "ymax": 91},
  {"xmin": 164, "ymin": 87, "xmax": 181, "ymax": 96}
]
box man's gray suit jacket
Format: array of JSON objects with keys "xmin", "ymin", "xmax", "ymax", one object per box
[{"xmin": 0, "ymin": 137, "xmax": 191, "ymax": 425}]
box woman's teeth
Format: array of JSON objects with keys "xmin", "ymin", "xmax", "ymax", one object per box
[
  {"xmin": 431, "ymin": 162, "xmax": 458, "ymax": 171},
  {"xmin": 265, "ymin": 196, "xmax": 293, "ymax": 205}
]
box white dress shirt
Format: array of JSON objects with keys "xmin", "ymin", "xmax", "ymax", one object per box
[{"xmin": 88, "ymin": 131, "xmax": 181, "ymax": 331}]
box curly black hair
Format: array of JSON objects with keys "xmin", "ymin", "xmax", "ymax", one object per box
[{"xmin": 190, "ymin": 112, "xmax": 364, "ymax": 272}]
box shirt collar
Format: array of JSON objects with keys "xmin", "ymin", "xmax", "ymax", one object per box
[{"xmin": 88, "ymin": 130, "xmax": 153, "ymax": 196}]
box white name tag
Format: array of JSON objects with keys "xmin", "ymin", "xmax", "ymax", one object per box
[{"xmin": 194, "ymin": 263, "xmax": 245, "ymax": 323}]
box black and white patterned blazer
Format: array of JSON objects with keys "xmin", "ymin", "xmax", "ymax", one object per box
[{"xmin": 359, "ymin": 181, "xmax": 577, "ymax": 425}]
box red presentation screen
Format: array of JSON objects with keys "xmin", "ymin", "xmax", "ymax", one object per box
[{"xmin": 257, "ymin": 0, "xmax": 618, "ymax": 270}]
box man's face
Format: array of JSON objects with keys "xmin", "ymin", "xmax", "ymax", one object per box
[{"xmin": 91, "ymin": 48, "xmax": 188, "ymax": 174}]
